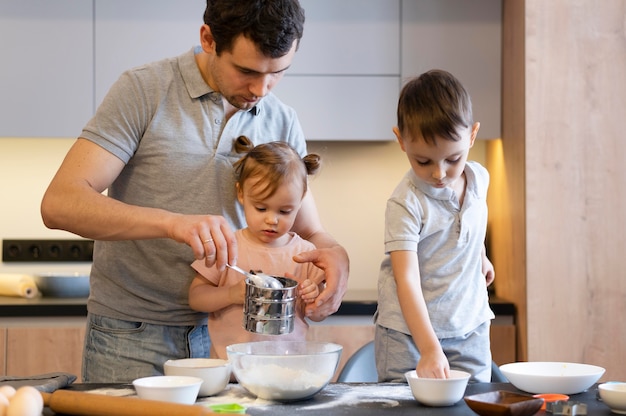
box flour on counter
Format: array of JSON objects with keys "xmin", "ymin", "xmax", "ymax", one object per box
[
  {"xmin": 294, "ymin": 384, "xmax": 412, "ymax": 411},
  {"xmin": 82, "ymin": 383, "xmax": 413, "ymax": 412},
  {"xmin": 197, "ymin": 384, "xmax": 273, "ymax": 408},
  {"xmin": 196, "ymin": 383, "xmax": 413, "ymax": 412}
]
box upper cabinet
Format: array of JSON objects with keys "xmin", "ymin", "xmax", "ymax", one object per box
[
  {"xmin": 94, "ymin": 0, "xmax": 204, "ymax": 108},
  {"xmin": 0, "ymin": 0, "xmax": 93, "ymax": 138},
  {"xmin": 273, "ymin": 0, "xmax": 401, "ymax": 141},
  {"xmin": 0, "ymin": 0, "xmax": 501, "ymax": 140},
  {"xmin": 401, "ymin": 0, "xmax": 502, "ymax": 139}
]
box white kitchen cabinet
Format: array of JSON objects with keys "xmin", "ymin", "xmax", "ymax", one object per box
[
  {"xmin": 273, "ymin": 76, "xmax": 399, "ymax": 141},
  {"xmin": 401, "ymin": 0, "xmax": 502, "ymax": 139},
  {"xmin": 290, "ymin": 0, "xmax": 400, "ymax": 75},
  {"xmin": 94, "ymin": 0, "xmax": 204, "ymax": 108},
  {"xmin": 0, "ymin": 0, "xmax": 92, "ymax": 138},
  {"xmin": 274, "ymin": 0, "xmax": 401, "ymax": 141},
  {"xmin": 0, "ymin": 0, "xmax": 500, "ymax": 141}
]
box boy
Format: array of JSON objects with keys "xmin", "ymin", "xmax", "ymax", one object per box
[{"xmin": 375, "ymin": 70, "xmax": 495, "ymax": 383}]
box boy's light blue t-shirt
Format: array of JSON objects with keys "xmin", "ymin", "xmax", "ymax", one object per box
[{"xmin": 376, "ymin": 161, "xmax": 495, "ymax": 338}]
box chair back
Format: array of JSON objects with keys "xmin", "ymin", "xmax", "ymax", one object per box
[{"xmin": 337, "ymin": 341, "xmax": 377, "ymax": 382}]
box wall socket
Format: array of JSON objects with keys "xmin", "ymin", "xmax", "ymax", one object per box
[{"xmin": 2, "ymin": 239, "xmax": 94, "ymax": 262}]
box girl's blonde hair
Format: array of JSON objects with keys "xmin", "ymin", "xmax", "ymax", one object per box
[{"xmin": 233, "ymin": 135, "xmax": 321, "ymax": 199}]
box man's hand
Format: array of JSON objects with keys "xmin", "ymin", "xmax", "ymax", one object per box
[
  {"xmin": 168, "ymin": 213, "xmax": 237, "ymax": 271},
  {"xmin": 293, "ymin": 245, "xmax": 349, "ymax": 321}
]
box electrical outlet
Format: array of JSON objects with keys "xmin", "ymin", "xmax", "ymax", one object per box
[{"xmin": 2, "ymin": 239, "xmax": 94, "ymax": 262}]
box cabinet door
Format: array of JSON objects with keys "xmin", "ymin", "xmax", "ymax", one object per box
[
  {"xmin": 292, "ymin": 0, "xmax": 400, "ymax": 75},
  {"xmin": 6, "ymin": 326, "xmax": 85, "ymax": 377},
  {"xmin": 94, "ymin": 0, "xmax": 204, "ymax": 107},
  {"xmin": 490, "ymin": 323, "xmax": 516, "ymax": 365},
  {"xmin": 0, "ymin": 328, "xmax": 6, "ymax": 375},
  {"xmin": 276, "ymin": 0, "xmax": 401, "ymax": 141},
  {"xmin": 273, "ymin": 76, "xmax": 398, "ymax": 141},
  {"xmin": 401, "ymin": 0, "xmax": 502, "ymax": 139},
  {"xmin": 0, "ymin": 0, "xmax": 92, "ymax": 137}
]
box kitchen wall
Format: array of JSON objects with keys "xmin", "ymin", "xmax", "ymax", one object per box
[
  {"xmin": 0, "ymin": 138, "xmax": 487, "ymax": 290},
  {"xmin": 0, "ymin": 0, "xmax": 499, "ymax": 288}
]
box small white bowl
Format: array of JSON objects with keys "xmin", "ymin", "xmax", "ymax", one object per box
[
  {"xmin": 599, "ymin": 382, "xmax": 626, "ymax": 414},
  {"xmin": 499, "ymin": 362, "xmax": 605, "ymax": 394},
  {"xmin": 405, "ymin": 369, "xmax": 471, "ymax": 407},
  {"xmin": 164, "ymin": 358, "xmax": 231, "ymax": 396},
  {"xmin": 132, "ymin": 375, "xmax": 202, "ymax": 404}
]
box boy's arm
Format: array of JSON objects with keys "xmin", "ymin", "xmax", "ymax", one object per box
[
  {"xmin": 188, "ymin": 273, "xmax": 245, "ymax": 313},
  {"xmin": 482, "ymin": 246, "xmax": 495, "ymax": 286},
  {"xmin": 390, "ymin": 250, "xmax": 450, "ymax": 379}
]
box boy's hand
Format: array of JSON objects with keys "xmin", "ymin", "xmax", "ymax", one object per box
[{"xmin": 416, "ymin": 349, "xmax": 450, "ymax": 379}]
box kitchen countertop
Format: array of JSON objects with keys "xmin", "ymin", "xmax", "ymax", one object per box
[
  {"xmin": 0, "ymin": 290, "xmax": 515, "ymax": 319},
  {"xmin": 43, "ymin": 382, "xmax": 610, "ymax": 415}
]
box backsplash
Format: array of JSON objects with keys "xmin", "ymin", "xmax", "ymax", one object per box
[{"xmin": 0, "ymin": 138, "xmax": 488, "ymax": 290}]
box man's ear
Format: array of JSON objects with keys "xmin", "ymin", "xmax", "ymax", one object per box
[{"xmin": 199, "ymin": 24, "xmax": 216, "ymax": 54}]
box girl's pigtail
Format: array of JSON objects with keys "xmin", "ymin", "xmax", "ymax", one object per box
[
  {"xmin": 234, "ymin": 135, "xmax": 254, "ymax": 154},
  {"xmin": 233, "ymin": 135, "xmax": 255, "ymax": 176},
  {"xmin": 302, "ymin": 153, "xmax": 321, "ymax": 176}
]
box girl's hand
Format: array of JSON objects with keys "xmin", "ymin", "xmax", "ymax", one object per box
[
  {"xmin": 298, "ymin": 279, "xmax": 319, "ymax": 304},
  {"xmin": 228, "ymin": 278, "xmax": 247, "ymax": 305}
]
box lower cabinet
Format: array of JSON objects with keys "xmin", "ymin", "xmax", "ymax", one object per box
[
  {"xmin": 0, "ymin": 318, "xmax": 86, "ymax": 379},
  {"xmin": 0, "ymin": 328, "xmax": 6, "ymax": 376},
  {"xmin": 0, "ymin": 318, "xmax": 515, "ymax": 381},
  {"xmin": 491, "ymin": 323, "xmax": 517, "ymax": 366}
]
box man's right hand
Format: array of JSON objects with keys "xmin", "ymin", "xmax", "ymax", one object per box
[{"xmin": 168, "ymin": 213, "xmax": 238, "ymax": 271}]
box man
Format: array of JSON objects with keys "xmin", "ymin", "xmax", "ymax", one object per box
[{"xmin": 41, "ymin": 0, "xmax": 349, "ymax": 383}]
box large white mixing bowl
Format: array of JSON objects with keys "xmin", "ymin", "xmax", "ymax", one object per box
[
  {"xmin": 226, "ymin": 341, "xmax": 342, "ymax": 401},
  {"xmin": 499, "ymin": 362, "xmax": 605, "ymax": 394}
]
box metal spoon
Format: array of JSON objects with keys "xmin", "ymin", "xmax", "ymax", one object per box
[{"xmin": 226, "ymin": 264, "xmax": 283, "ymax": 289}]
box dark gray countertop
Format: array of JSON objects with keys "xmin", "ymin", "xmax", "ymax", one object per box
[
  {"xmin": 0, "ymin": 291, "xmax": 515, "ymax": 318},
  {"xmin": 42, "ymin": 382, "xmax": 610, "ymax": 415},
  {"xmin": 239, "ymin": 382, "xmax": 609, "ymax": 416}
]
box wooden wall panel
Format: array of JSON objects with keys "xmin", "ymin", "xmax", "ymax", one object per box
[
  {"xmin": 494, "ymin": 0, "xmax": 626, "ymax": 381},
  {"xmin": 488, "ymin": 0, "xmax": 527, "ymax": 361},
  {"xmin": 524, "ymin": 0, "xmax": 626, "ymax": 381}
]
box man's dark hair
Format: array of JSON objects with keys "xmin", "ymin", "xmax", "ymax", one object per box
[{"xmin": 204, "ymin": 0, "xmax": 305, "ymax": 58}]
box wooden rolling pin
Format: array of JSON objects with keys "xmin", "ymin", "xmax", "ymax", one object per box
[{"xmin": 41, "ymin": 390, "xmax": 245, "ymax": 416}]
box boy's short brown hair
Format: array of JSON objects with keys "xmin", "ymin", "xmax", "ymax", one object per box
[{"xmin": 397, "ymin": 69, "xmax": 474, "ymax": 145}]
